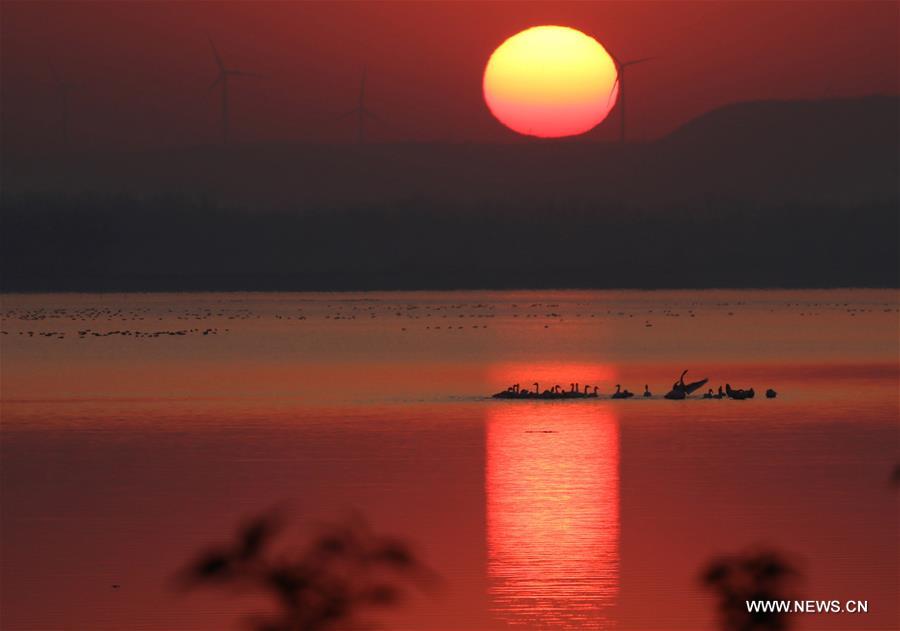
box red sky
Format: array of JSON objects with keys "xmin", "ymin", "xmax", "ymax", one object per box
[{"xmin": 1, "ymin": 0, "xmax": 897, "ymax": 150}]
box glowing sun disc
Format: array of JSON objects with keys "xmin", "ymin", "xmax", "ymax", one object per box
[{"xmin": 483, "ymin": 25, "xmax": 618, "ymax": 138}]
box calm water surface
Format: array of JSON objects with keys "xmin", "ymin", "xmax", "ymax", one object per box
[{"xmin": 1, "ymin": 290, "xmax": 898, "ymax": 630}]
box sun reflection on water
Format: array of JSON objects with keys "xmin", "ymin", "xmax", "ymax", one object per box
[{"xmin": 486, "ymin": 402, "xmax": 620, "ymax": 629}]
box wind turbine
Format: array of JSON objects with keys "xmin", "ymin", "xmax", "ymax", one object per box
[
  {"xmin": 207, "ymin": 37, "xmax": 263, "ymax": 145},
  {"xmin": 338, "ymin": 66, "xmax": 381, "ymax": 144},
  {"xmin": 48, "ymin": 61, "xmax": 77, "ymax": 147},
  {"xmin": 606, "ymin": 52, "xmax": 653, "ymax": 143}
]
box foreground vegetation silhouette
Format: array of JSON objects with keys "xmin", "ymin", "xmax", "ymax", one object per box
[
  {"xmin": 700, "ymin": 547, "xmax": 801, "ymax": 631},
  {"xmin": 176, "ymin": 511, "xmax": 435, "ymax": 631}
]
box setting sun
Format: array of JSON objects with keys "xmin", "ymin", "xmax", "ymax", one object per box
[{"xmin": 483, "ymin": 25, "xmax": 618, "ymax": 138}]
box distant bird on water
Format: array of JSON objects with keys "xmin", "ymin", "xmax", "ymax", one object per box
[
  {"xmin": 665, "ymin": 369, "xmax": 708, "ymax": 399},
  {"xmin": 725, "ymin": 384, "xmax": 755, "ymax": 400}
]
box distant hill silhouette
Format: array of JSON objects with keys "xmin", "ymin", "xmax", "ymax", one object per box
[
  {"xmin": 1, "ymin": 96, "xmax": 897, "ymax": 291},
  {"xmin": 3, "ymin": 95, "xmax": 897, "ymax": 206},
  {"xmin": 653, "ymin": 96, "xmax": 898, "ymax": 205}
]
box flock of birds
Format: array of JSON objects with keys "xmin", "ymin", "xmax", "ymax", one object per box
[
  {"xmin": 493, "ymin": 371, "xmax": 776, "ymax": 401},
  {"xmin": 4, "ymin": 327, "xmax": 224, "ymax": 340},
  {"xmin": 2, "ymin": 299, "xmax": 895, "ymax": 342},
  {"xmin": 0, "ymin": 305, "xmax": 248, "ymax": 339}
]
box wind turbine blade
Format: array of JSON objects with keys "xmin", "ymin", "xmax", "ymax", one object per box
[
  {"xmin": 208, "ymin": 37, "xmax": 224, "ymax": 71},
  {"xmin": 622, "ymin": 56, "xmax": 654, "ymax": 68},
  {"xmin": 363, "ymin": 108, "xmax": 382, "ymax": 123},
  {"xmin": 606, "ymin": 76, "xmax": 620, "ymax": 108},
  {"xmin": 208, "ymin": 75, "xmax": 222, "ymax": 92},
  {"xmin": 334, "ymin": 108, "xmax": 359, "ymax": 121},
  {"xmin": 228, "ymin": 70, "xmax": 265, "ymax": 79}
]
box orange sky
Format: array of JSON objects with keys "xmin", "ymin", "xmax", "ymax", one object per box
[{"xmin": 1, "ymin": 0, "xmax": 898, "ymax": 150}]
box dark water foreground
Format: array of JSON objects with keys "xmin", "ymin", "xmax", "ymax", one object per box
[{"xmin": 1, "ymin": 290, "xmax": 898, "ymax": 630}]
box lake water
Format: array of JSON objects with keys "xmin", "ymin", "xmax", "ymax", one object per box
[{"xmin": 1, "ymin": 290, "xmax": 898, "ymax": 630}]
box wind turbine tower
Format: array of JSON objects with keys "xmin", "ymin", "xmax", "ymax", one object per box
[
  {"xmin": 48, "ymin": 61, "xmax": 77, "ymax": 147},
  {"xmin": 207, "ymin": 38, "xmax": 263, "ymax": 145},
  {"xmin": 607, "ymin": 52, "xmax": 653, "ymax": 143},
  {"xmin": 339, "ymin": 66, "xmax": 381, "ymax": 144}
]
